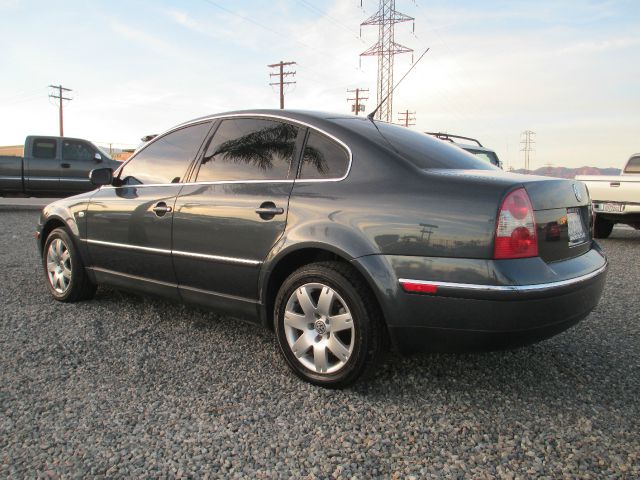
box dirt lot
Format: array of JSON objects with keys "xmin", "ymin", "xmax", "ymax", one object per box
[{"xmin": 1, "ymin": 209, "xmax": 638, "ymax": 478}]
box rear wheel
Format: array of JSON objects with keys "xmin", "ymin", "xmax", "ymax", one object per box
[
  {"xmin": 274, "ymin": 262, "xmax": 384, "ymax": 388},
  {"xmin": 593, "ymin": 215, "xmax": 613, "ymax": 239},
  {"xmin": 43, "ymin": 228, "xmax": 96, "ymax": 302}
]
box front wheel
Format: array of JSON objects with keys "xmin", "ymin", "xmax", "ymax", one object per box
[
  {"xmin": 274, "ymin": 262, "xmax": 384, "ymax": 388},
  {"xmin": 43, "ymin": 227, "xmax": 96, "ymax": 302}
]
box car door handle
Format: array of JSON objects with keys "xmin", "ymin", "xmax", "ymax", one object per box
[
  {"xmin": 152, "ymin": 202, "xmax": 172, "ymax": 217},
  {"xmin": 61, "ymin": 163, "xmax": 71, "ymax": 168},
  {"xmin": 256, "ymin": 202, "xmax": 284, "ymax": 219},
  {"xmin": 255, "ymin": 207, "xmax": 284, "ymax": 215}
]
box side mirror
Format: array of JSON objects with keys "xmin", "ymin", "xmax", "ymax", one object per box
[
  {"xmin": 94, "ymin": 152, "xmax": 103, "ymax": 163},
  {"xmin": 89, "ymin": 168, "xmax": 113, "ymax": 186}
]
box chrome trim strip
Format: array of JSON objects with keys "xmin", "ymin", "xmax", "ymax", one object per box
[
  {"xmin": 398, "ymin": 264, "xmax": 607, "ymax": 293},
  {"xmin": 85, "ymin": 239, "xmax": 261, "ymax": 266},
  {"xmin": 172, "ymin": 249, "xmax": 261, "ymax": 265},
  {"xmin": 110, "ymin": 113, "xmax": 353, "ymax": 187},
  {"xmin": 0, "ymin": 175, "xmax": 22, "ymax": 181},
  {"xmin": 86, "ymin": 239, "xmax": 170, "ymax": 255}
]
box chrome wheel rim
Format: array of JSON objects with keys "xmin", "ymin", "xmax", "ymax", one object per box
[
  {"xmin": 284, "ymin": 283, "xmax": 355, "ymax": 374},
  {"xmin": 46, "ymin": 238, "xmax": 72, "ymax": 294}
]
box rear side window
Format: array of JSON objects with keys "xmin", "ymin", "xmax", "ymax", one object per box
[
  {"xmin": 118, "ymin": 122, "xmax": 211, "ymax": 185},
  {"xmin": 63, "ymin": 140, "xmax": 93, "ymax": 162},
  {"xmin": 298, "ymin": 131, "xmax": 349, "ymax": 180},
  {"xmin": 624, "ymin": 156, "xmax": 640, "ymax": 174},
  {"xmin": 196, "ymin": 118, "xmax": 299, "ymax": 182},
  {"xmin": 32, "ymin": 139, "xmax": 56, "ymax": 159}
]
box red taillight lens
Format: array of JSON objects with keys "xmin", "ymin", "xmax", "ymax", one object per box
[
  {"xmin": 494, "ymin": 188, "xmax": 538, "ymax": 259},
  {"xmin": 400, "ymin": 280, "xmax": 438, "ymax": 294}
]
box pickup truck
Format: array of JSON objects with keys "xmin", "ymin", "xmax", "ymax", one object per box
[
  {"xmin": 0, "ymin": 135, "xmax": 122, "ymax": 197},
  {"xmin": 576, "ymin": 154, "xmax": 640, "ymax": 238}
]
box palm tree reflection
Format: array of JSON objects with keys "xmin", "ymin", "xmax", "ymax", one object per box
[{"xmin": 203, "ymin": 123, "xmax": 327, "ymax": 174}]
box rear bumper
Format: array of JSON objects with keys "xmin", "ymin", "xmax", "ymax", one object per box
[{"xmin": 353, "ymin": 246, "xmax": 607, "ymax": 353}]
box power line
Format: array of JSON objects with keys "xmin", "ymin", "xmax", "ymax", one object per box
[
  {"xmin": 360, "ymin": 0, "xmax": 415, "ymax": 122},
  {"xmin": 295, "ymin": 0, "xmax": 364, "ymax": 42},
  {"xmin": 347, "ymin": 88, "xmax": 369, "ymax": 115},
  {"xmin": 520, "ymin": 130, "xmax": 536, "ymax": 171},
  {"xmin": 397, "ymin": 109, "xmax": 416, "ymax": 127},
  {"xmin": 268, "ymin": 61, "xmax": 296, "ymax": 109},
  {"xmin": 48, "ymin": 84, "xmax": 72, "ymax": 137}
]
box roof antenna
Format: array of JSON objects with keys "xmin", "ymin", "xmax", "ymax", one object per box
[{"xmin": 367, "ymin": 47, "xmax": 430, "ymax": 121}]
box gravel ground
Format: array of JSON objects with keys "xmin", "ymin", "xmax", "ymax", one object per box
[{"xmin": 1, "ymin": 209, "xmax": 638, "ymax": 478}]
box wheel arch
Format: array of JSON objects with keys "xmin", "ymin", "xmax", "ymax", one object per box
[{"xmin": 259, "ymin": 243, "xmax": 391, "ymax": 342}]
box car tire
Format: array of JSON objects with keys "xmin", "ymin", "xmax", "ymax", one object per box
[
  {"xmin": 274, "ymin": 261, "xmax": 384, "ymax": 388},
  {"xmin": 43, "ymin": 227, "xmax": 96, "ymax": 302},
  {"xmin": 593, "ymin": 215, "xmax": 613, "ymax": 239}
]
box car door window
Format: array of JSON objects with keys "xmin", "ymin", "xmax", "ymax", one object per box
[
  {"xmin": 298, "ymin": 130, "xmax": 350, "ymax": 180},
  {"xmin": 32, "ymin": 139, "xmax": 57, "ymax": 159},
  {"xmin": 196, "ymin": 118, "xmax": 299, "ymax": 182},
  {"xmin": 118, "ymin": 122, "xmax": 211, "ymax": 185},
  {"xmin": 63, "ymin": 140, "xmax": 94, "ymax": 161}
]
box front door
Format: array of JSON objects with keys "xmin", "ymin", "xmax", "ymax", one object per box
[
  {"xmin": 172, "ymin": 117, "xmax": 304, "ymax": 314},
  {"xmin": 84, "ymin": 121, "xmax": 212, "ymax": 298},
  {"xmin": 60, "ymin": 138, "xmax": 103, "ymax": 193}
]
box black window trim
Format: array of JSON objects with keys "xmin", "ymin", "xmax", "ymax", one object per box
[{"xmin": 106, "ymin": 114, "xmax": 353, "ymax": 189}]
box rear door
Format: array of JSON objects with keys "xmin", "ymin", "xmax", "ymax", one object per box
[
  {"xmin": 60, "ymin": 139, "xmax": 103, "ymax": 192},
  {"xmin": 24, "ymin": 137, "xmax": 59, "ymax": 192},
  {"xmin": 85, "ymin": 121, "xmax": 212, "ymax": 298},
  {"xmin": 172, "ymin": 117, "xmax": 304, "ymax": 313}
]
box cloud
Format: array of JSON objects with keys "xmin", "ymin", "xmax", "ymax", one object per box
[{"xmin": 556, "ymin": 36, "xmax": 640, "ymax": 55}]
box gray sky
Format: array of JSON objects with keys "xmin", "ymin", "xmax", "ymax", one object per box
[{"xmin": 1, "ymin": 0, "xmax": 638, "ymax": 169}]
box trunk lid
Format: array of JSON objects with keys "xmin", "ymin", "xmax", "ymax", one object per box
[{"xmin": 522, "ymin": 177, "xmax": 592, "ymax": 263}]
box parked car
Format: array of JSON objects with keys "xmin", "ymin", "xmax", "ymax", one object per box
[
  {"xmin": 0, "ymin": 135, "xmax": 122, "ymax": 197},
  {"xmin": 37, "ymin": 110, "xmax": 607, "ymax": 388},
  {"xmin": 576, "ymin": 154, "xmax": 640, "ymax": 238},
  {"xmin": 426, "ymin": 132, "xmax": 503, "ymax": 168}
]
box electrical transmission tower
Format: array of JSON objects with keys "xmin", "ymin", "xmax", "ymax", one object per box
[
  {"xmin": 48, "ymin": 84, "xmax": 72, "ymax": 137},
  {"xmin": 360, "ymin": 0, "xmax": 414, "ymax": 123},
  {"xmin": 268, "ymin": 61, "xmax": 296, "ymax": 109},
  {"xmin": 397, "ymin": 109, "xmax": 415, "ymax": 127},
  {"xmin": 347, "ymin": 88, "xmax": 369, "ymax": 115},
  {"xmin": 520, "ymin": 130, "xmax": 536, "ymax": 170}
]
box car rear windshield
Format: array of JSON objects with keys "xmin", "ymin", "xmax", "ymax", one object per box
[{"xmin": 334, "ymin": 118, "xmax": 497, "ymax": 170}]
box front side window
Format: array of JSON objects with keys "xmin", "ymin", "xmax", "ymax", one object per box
[
  {"xmin": 299, "ymin": 131, "xmax": 349, "ymax": 180},
  {"xmin": 33, "ymin": 139, "xmax": 56, "ymax": 159},
  {"xmin": 196, "ymin": 118, "xmax": 299, "ymax": 182},
  {"xmin": 63, "ymin": 140, "xmax": 94, "ymax": 162},
  {"xmin": 118, "ymin": 122, "xmax": 211, "ymax": 185}
]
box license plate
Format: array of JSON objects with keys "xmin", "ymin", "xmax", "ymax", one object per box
[
  {"xmin": 597, "ymin": 202, "xmax": 624, "ymax": 213},
  {"xmin": 567, "ymin": 209, "xmax": 587, "ymax": 246}
]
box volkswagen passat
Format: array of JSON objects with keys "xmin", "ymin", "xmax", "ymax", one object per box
[{"xmin": 37, "ymin": 110, "xmax": 607, "ymax": 387}]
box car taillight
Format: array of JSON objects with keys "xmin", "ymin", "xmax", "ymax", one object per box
[{"xmin": 494, "ymin": 188, "xmax": 538, "ymax": 259}]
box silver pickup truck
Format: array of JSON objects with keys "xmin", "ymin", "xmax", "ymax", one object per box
[
  {"xmin": 576, "ymin": 154, "xmax": 640, "ymax": 238},
  {"xmin": 0, "ymin": 135, "xmax": 122, "ymax": 197}
]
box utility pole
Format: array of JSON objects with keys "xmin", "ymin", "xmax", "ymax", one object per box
[
  {"xmin": 48, "ymin": 84, "xmax": 72, "ymax": 137},
  {"xmin": 347, "ymin": 88, "xmax": 369, "ymax": 115},
  {"xmin": 520, "ymin": 130, "xmax": 536, "ymax": 171},
  {"xmin": 268, "ymin": 61, "xmax": 296, "ymax": 109},
  {"xmin": 397, "ymin": 109, "xmax": 415, "ymax": 127},
  {"xmin": 360, "ymin": 0, "xmax": 414, "ymax": 122}
]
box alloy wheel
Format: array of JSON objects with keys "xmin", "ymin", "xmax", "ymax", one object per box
[
  {"xmin": 46, "ymin": 238, "xmax": 72, "ymax": 294},
  {"xmin": 283, "ymin": 282, "xmax": 355, "ymax": 374}
]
